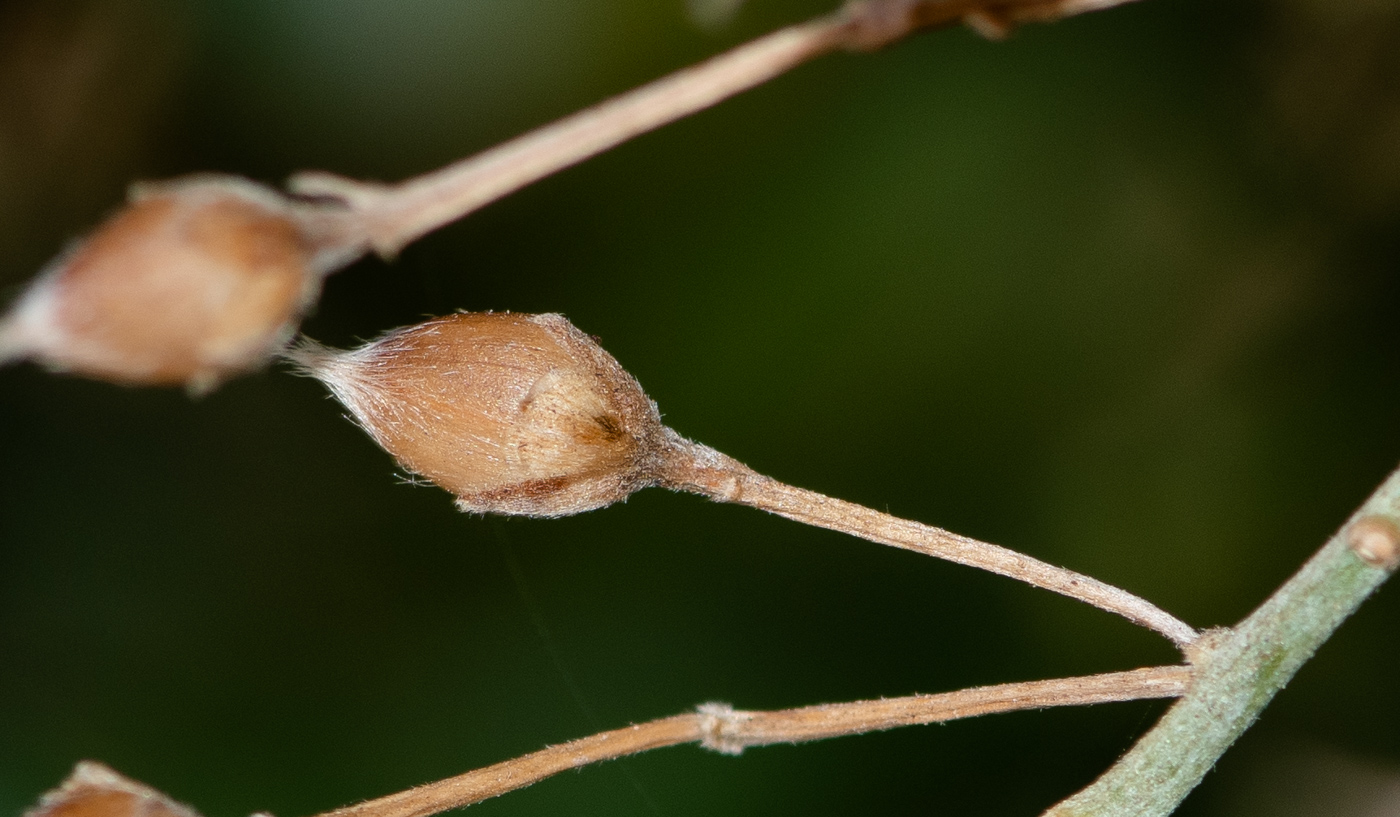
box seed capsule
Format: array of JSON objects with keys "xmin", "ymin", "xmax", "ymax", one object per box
[
  {"xmin": 0, "ymin": 175, "xmax": 331, "ymax": 392},
  {"xmin": 289, "ymin": 312, "xmax": 668, "ymax": 517},
  {"xmin": 25, "ymin": 763, "xmax": 202, "ymax": 817}
]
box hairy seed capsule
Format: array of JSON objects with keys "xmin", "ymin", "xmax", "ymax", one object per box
[
  {"xmin": 289, "ymin": 312, "xmax": 668, "ymax": 517},
  {"xmin": 26, "ymin": 763, "xmax": 202, "ymax": 817},
  {"xmin": 0, "ymin": 175, "xmax": 323, "ymax": 392}
]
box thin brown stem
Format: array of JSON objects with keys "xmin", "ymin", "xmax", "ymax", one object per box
[
  {"xmin": 656, "ymin": 433, "xmax": 1198, "ymax": 649},
  {"xmin": 288, "ymin": 0, "xmax": 1145, "ymax": 260},
  {"xmin": 290, "ymin": 17, "xmax": 845, "ymax": 258},
  {"xmin": 311, "ymin": 666, "xmax": 1187, "ymax": 817}
]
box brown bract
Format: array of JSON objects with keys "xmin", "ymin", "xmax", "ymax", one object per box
[
  {"xmin": 0, "ymin": 176, "xmax": 323, "ymax": 392},
  {"xmin": 289, "ymin": 312, "xmax": 668, "ymax": 516}
]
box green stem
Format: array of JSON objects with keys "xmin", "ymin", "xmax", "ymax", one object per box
[{"xmin": 1044, "ymin": 465, "xmax": 1400, "ymax": 817}]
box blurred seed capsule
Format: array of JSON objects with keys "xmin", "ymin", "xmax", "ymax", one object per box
[
  {"xmin": 26, "ymin": 763, "xmax": 203, "ymax": 817},
  {"xmin": 0, "ymin": 175, "xmax": 352, "ymax": 393},
  {"xmin": 288, "ymin": 312, "xmax": 669, "ymax": 517}
]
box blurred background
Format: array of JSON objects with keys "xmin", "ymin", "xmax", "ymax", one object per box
[{"xmin": 1, "ymin": 0, "xmax": 1399, "ymax": 814}]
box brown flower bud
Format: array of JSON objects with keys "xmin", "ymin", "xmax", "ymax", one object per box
[
  {"xmin": 0, "ymin": 175, "xmax": 337, "ymax": 392},
  {"xmin": 288, "ymin": 312, "xmax": 669, "ymax": 516}
]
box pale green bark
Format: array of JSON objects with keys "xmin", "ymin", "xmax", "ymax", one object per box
[{"xmin": 1045, "ymin": 466, "xmax": 1400, "ymax": 816}]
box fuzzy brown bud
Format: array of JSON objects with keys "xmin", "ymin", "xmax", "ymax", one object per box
[
  {"xmin": 289, "ymin": 312, "xmax": 668, "ymax": 516},
  {"xmin": 25, "ymin": 762, "xmax": 202, "ymax": 817},
  {"xmin": 0, "ymin": 175, "xmax": 334, "ymax": 392}
]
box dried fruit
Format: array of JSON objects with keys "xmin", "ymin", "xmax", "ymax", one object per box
[
  {"xmin": 289, "ymin": 312, "xmax": 668, "ymax": 516},
  {"xmin": 0, "ymin": 175, "xmax": 343, "ymax": 392},
  {"xmin": 25, "ymin": 762, "xmax": 202, "ymax": 817}
]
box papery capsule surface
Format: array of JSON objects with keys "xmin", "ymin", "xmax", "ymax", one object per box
[
  {"xmin": 0, "ymin": 176, "xmax": 320, "ymax": 391},
  {"xmin": 292, "ymin": 312, "xmax": 667, "ymax": 516}
]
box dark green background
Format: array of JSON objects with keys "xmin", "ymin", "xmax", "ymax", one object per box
[{"xmin": 2, "ymin": 1, "xmax": 1398, "ymax": 815}]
